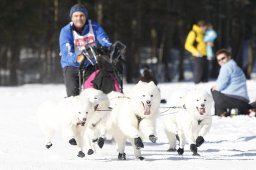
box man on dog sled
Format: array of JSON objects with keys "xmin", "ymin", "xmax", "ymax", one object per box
[{"xmin": 59, "ymin": 3, "xmax": 124, "ymax": 97}]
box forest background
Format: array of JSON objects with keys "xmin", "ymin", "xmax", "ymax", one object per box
[{"xmin": 0, "ymin": 0, "xmax": 255, "ymax": 85}]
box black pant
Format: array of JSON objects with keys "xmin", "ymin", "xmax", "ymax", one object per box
[
  {"xmin": 193, "ymin": 56, "xmax": 208, "ymax": 84},
  {"xmin": 211, "ymin": 90, "xmax": 252, "ymax": 116},
  {"xmin": 63, "ymin": 66, "xmax": 95, "ymax": 97}
]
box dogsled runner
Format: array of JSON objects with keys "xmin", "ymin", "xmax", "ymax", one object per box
[{"xmin": 78, "ymin": 41, "xmax": 126, "ymax": 94}]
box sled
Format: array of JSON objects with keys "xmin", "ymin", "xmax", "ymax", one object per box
[{"xmin": 78, "ymin": 41, "xmax": 126, "ymax": 94}]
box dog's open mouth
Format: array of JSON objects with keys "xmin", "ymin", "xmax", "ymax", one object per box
[
  {"xmin": 77, "ymin": 119, "xmax": 86, "ymax": 126},
  {"xmin": 196, "ymin": 107, "xmax": 206, "ymax": 115},
  {"xmin": 142, "ymin": 102, "xmax": 151, "ymax": 115}
]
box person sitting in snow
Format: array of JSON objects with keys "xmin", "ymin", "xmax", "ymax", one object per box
[{"xmin": 211, "ymin": 49, "xmax": 255, "ymax": 117}]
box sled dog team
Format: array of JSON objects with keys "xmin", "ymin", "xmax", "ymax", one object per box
[{"xmin": 37, "ymin": 81, "xmax": 213, "ymax": 160}]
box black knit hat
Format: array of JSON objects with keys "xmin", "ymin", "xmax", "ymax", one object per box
[{"xmin": 70, "ymin": 4, "xmax": 88, "ymax": 18}]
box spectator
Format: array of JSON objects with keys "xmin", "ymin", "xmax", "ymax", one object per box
[
  {"xmin": 204, "ymin": 22, "xmax": 217, "ymax": 61},
  {"xmin": 185, "ymin": 20, "xmax": 208, "ymax": 84},
  {"xmin": 211, "ymin": 49, "xmax": 253, "ymax": 116},
  {"xmin": 59, "ymin": 4, "xmax": 112, "ymax": 97},
  {"xmin": 204, "ymin": 22, "xmax": 217, "ymax": 78}
]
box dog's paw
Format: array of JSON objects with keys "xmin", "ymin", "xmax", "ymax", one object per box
[
  {"xmin": 87, "ymin": 149, "xmax": 94, "ymax": 155},
  {"xmin": 137, "ymin": 156, "xmax": 145, "ymax": 160},
  {"xmin": 177, "ymin": 148, "xmax": 184, "ymax": 155},
  {"xmin": 69, "ymin": 138, "xmax": 77, "ymax": 145},
  {"xmin": 167, "ymin": 148, "xmax": 176, "ymax": 152},
  {"xmin": 193, "ymin": 152, "xmax": 200, "ymax": 156},
  {"xmin": 118, "ymin": 153, "xmax": 126, "ymax": 160},
  {"xmin": 134, "ymin": 137, "xmax": 144, "ymax": 149},
  {"xmin": 45, "ymin": 143, "xmax": 52, "ymax": 149},
  {"xmin": 97, "ymin": 137, "xmax": 105, "ymax": 148},
  {"xmin": 190, "ymin": 144, "xmax": 200, "ymax": 156},
  {"xmin": 160, "ymin": 99, "xmax": 167, "ymax": 104},
  {"xmin": 149, "ymin": 135, "xmax": 157, "ymax": 143},
  {"xmin": 196, "ymin": 136, "xmax": 204, "ymax": 147},
  {"xmin": 77, "ymin": 151, "xmax": 85, "ymax": 158}
]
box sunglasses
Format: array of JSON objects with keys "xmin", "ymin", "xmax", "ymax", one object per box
[{"xmin": 217, "ymin": 56, "xmax": 227, "ymax": 62}]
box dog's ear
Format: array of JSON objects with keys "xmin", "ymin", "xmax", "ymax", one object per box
[
  {"xmin": 148, "ymin": 81, "xmax": 154, "ymax": 86},
  {"xmin": 138, "ymin": 80, "xmax": 142, "ymax": 85}
]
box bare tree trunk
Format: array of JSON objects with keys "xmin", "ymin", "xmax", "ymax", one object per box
[
  {"xmin": 245, "ymin": 40, "xmax": 254, "ymax": 79},
  {"xmin": 95, "ymin": 0, "xmax": 103, "ymax": 24},
  {"xmin": 0, "ymin": 47, "xmax": 8, "ymax": 85},
  {"xmin": 127, "ymin": 0, "xmax": 142, "ymax": 83},
  {"xmin": 9, "ymin": 46, "xmax": 20, "ymax": 85},
  {"xmin": 150, "ymin": 28, "xmax": 157, "ymax": 62},
  {"xmin": 177, "ymin": 20, "xmax": 187, "ymax": 81}
]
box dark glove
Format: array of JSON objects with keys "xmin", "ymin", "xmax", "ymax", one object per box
[
  {"xmin": 149, "ymin": 135, "xmax": 157, "ymax": 143},
  {"xmin": 97, "ymin": 46, "xmax": 110, "ymax": 55},
  {"xmin": 196, "ymin": 136, "xmax": 204, "ymax": 147}
]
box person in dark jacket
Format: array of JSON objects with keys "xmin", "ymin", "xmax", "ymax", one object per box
[{"xmin": 59, "ymin": 4, "xmax": 112, "ymax": 97}]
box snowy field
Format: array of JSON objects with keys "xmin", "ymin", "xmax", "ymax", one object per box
[{"xmin": 0, "ymin": 80, "xmax": 256, "ymax": 170}]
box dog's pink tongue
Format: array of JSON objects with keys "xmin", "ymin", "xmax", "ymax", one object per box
[
  {"xmin": 144, "ymin": 105, "xmax": 151, "ymax": 115},
  {"xmin": 199, "ymin": 108, "xmax": 206, "ymax": 114}
]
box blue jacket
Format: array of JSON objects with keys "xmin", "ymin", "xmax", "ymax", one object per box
[
  {"xmin": 204, "ymin": 29, "xmax": 217, "ymax": 43},
  {"xmin": 59, "ymin": 20, "xmax": 112, "ymax": 68},
  {"xmin": 216, "ymin": 59, "xmax": 249, "ymax": 101}
]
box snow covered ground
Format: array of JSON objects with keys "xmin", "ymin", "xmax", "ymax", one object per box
[{"xmin": 0, "ymin": 80, "xmax": 256, "ymax": 170}]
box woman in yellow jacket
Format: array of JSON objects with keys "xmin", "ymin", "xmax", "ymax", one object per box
[{"xmin": 185, "ymin": 20, "xmax": 208, "ymax": 84}]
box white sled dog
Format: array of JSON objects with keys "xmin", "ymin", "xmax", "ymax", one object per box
[
  {"xmin": 107, "ymin": 81, "xmax": 161, "ymax": 160},
  {"xmin": 107, "ymin": 91, "xmax": 127, "ymax": 109},
  {"xmin": 37, "ymin": 95, "xmax": 94, "ymax": 158},
  {"xmin": 161, "ymin": 88, "xmax": 188, "ymax": 152},
  {"xmin": 80, "ymin": 88, "xmax": 110, "ymax": 155},
  {"xmin": 175, "ymin": 89, "xmax": 213, "ymax": 156}
]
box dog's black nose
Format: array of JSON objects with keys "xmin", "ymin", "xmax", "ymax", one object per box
[
  {"xmin": 146, "ymin": 100, "xmax": 151, "ymax": 105},
  {"xmin": 201, "ymin": 104, "xmax": 205, "ymax": 107},
  {"xmin": 83, "ymin": 118, "xmax": 87, "ymax": 121}
]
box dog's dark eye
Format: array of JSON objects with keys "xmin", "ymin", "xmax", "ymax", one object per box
[
  {"xmin": 204, "ymin": 99, "xmax": 206, "ymax": 101},
  {"xmin": 142, "ymin": 95, "xmax": 145, "ymax": 97},
  {"xmin": 78, "ymin": 112, "xmax": 81, "ymax": 114},
  {"xmin": 86, "ymin": 112, "xmax": 88, "ymax": 114},
  {"xmin": 196, "ymin": 100, "xmax": 199, "ymax": 101},
  {"xmin": 151, "ymin": 95, "xmax": 153, "ymax": 97}
]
